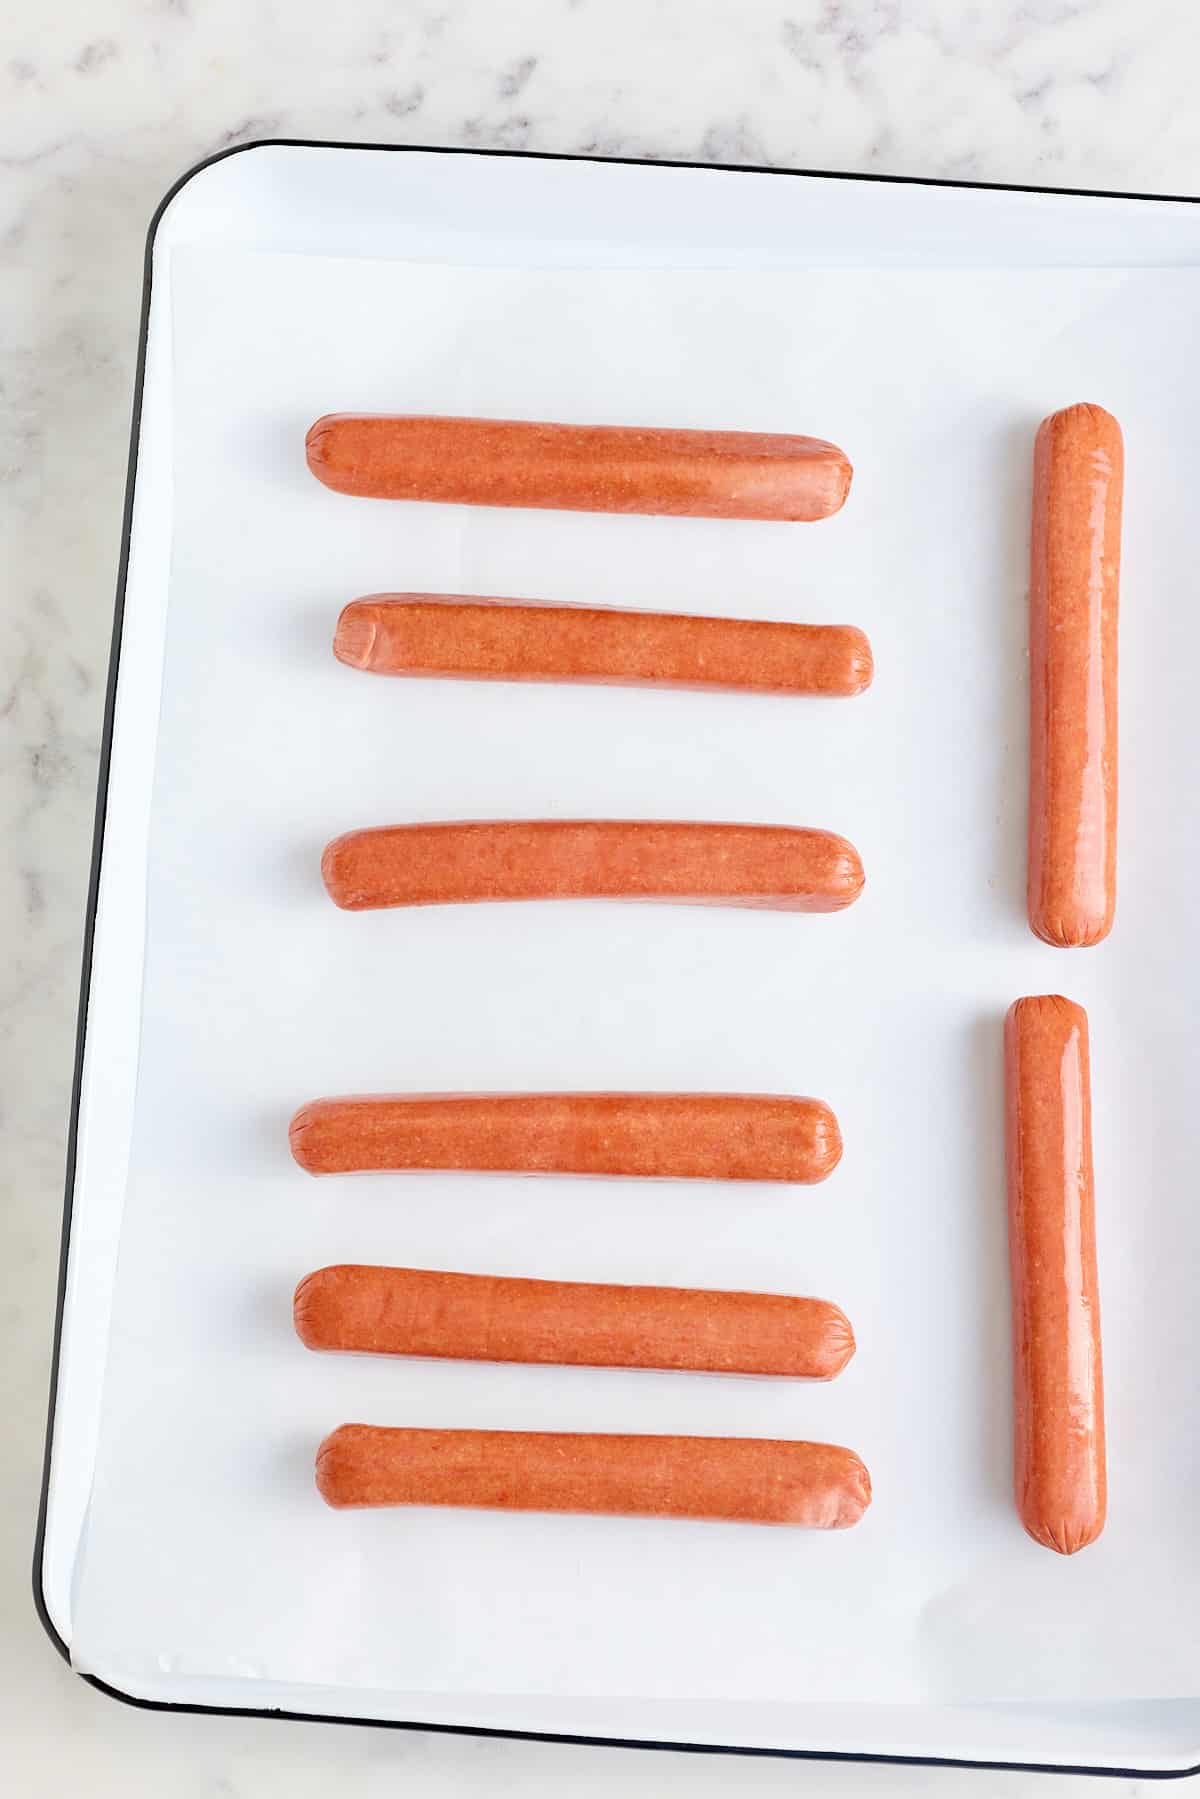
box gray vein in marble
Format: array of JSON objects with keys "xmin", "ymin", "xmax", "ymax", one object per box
[
  {"xmin": 498, "ymin": 54, "xmax": 538, "ymax": 99},
  {"xmin": 383, "ymin": 82, "xmax": 425, "ymax": 117},
  {"xmin": 74, "ymin": 38, "xmax": 119, "ymax": 74}
]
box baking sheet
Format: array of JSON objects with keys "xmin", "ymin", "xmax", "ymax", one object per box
[{"xmin": 68, "ymin": 243, "xmax": 1200, "ymax": 1718}]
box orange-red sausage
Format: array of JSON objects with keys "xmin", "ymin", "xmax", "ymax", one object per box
[
  {"xmin": 1004, "ymin": 996, "xmax": 1106, "ymax": 1554},
  {"xmin": 294, "ymin": 1264, "xmax": 855, "ymax": 1378},
  {"xmin": 333, "ymin": 595, "xmax": 873, "ymax": 696},
  {"xmin": 321, "ymin": 820, "xmax": 865, "ymax": 914},
  {"xmin": 289, "ymin": 1092, "xmax": 842, "ymax": 1184},
  {"xmin": 316, "ymin": 1425, "xmax": 872, "ymax": 1527},
  {"xmin": 1028, "ymin": 403, "xmax": 1123, "ymax": 947},
  {"xmin": 305, "ymin": 414, "xmax": 852, "ymax": 521}
]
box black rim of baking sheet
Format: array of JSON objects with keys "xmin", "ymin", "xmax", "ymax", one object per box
[{"xmin": 29, "ymin": 136, "xmax": 1200, "ymax": 1780}]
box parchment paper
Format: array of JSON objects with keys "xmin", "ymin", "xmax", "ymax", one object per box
[{"xmin": 70, "ymin": 248, "xmax": 1200, "ymax": 1710}]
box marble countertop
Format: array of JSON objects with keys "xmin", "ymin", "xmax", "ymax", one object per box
[{"xmin": 4, "ymin": 2, "xmax": 1199, "ymax": 1793}]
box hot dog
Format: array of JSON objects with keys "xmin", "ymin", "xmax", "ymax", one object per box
[
  {"xmin": 315, "ymin": 1425, "xmax": 871, "ymax": 1526},
  {"xmin": 1004, "ymin": 996, "xmax": 1106, "ymax": 1554},
  {"xmin": 306, "ymin": 414, "xmax": 852, "ymax": 521},
  {"xmin": 333, "ymin": 595, "xmax": 873, "ymax": 696},
  {"xmin": 289, "ymin": 1092, "xmax": 842, "ymax": 1183},
  {"xmin": 1028, "ymin": 403, "xmax": 1123, "ymax": 947},
  {"xmin": 320, "ymin": 820, "xmax": 865, "ymax": 913},
  {"xmin": 294, "ymin": 1264, "xmax": 855, "ymax": 1378}
]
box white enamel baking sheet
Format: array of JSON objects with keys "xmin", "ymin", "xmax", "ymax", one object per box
[{"xmin": 40, "ymin": 144, "xmax": 1200, "ymax": 1773}]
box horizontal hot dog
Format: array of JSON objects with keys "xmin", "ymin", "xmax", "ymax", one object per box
[
  {"xmin": 288, "ymin": 1092, "xmax": 843, "ymax": 1183},
  {"xmin": 294, "ymin": 1264, "xmax": 855, "ymax": 1378},
  {"xmin": 1027, "ymin": 402, "xmax": 1123, "ymax": 947},
  {"xmin": 333, "ymin": 595, "xmax": 873, "ymax": 696},
  {"xmin": 1004, "ymin": 995, "xmax": 1106, "ymax": 1554},
  {"xmin": 306, "ymin": 413, "xmax": 852, "ymax": 521},
  {"xmin": 315, "ymin": 1424, "xmax": 872, "ymax": 1526},
  {"xmin": 321, "ymin": 820, "xmax": 865, "ymax": 913}
]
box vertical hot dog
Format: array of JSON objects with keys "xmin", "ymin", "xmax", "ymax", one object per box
[
  {"xmin": 1027, "ymin": 403, "xmax": 1123, "ymax": 947},
  {"xmin": 1004, "ymin": 995, "xmax": 1106, "ymax": 1554}
]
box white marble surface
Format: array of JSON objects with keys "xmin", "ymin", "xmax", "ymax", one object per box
[{"xmin": 4, "ymin": 1, "xmax": 1200, "ymax": 1792}]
